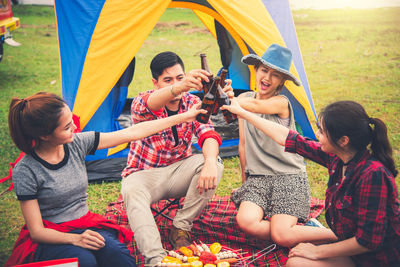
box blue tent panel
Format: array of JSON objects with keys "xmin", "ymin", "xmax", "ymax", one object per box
[
  {"xmin": 55, "ymin": 0, "xmax": 106, "ymax": 108},
  {"xmin": 84, "ymin": 58, "xmax": 135, "ymax": 161}
]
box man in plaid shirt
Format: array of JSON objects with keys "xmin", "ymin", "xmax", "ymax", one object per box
[{"xmin": 121, "ymin": 51, "xmax": 224, "ymax": 266}]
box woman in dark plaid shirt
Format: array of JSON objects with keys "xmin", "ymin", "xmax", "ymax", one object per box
[{"xmin": 222, "ymin": 100, "xmax": 399, "ymax": 266}]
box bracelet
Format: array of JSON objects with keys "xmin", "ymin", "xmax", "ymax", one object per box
[{"xmin": 170, "ymin": 85, "xmax": 179, "ymax": 97}]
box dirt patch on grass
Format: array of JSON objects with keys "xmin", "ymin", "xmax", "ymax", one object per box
[
  {"xmin": 155, "ymin": 21, "xmax": 209, "ymax": 34},
  {"xmin": 382, "ymin": 28, "xmax": 400, "ymax": 35},
  {"xmin": 155, "ymin": 21, "xmax": 190, "ymax": 29},
  {"xmin": 184, "ymin": 27, "xmax": 209, "ymax": 34},
  {"xmin": 20, "ymin": 24, "xmax": 56, "ymax": 29}
]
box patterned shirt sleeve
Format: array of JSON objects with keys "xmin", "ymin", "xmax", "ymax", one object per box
[
  {"xmin": 193, "ymin": 117, "xmax": 222, "ymax": 148},
  {"xmin": 131, "ymin": 91, "xmax": 164, "ymax": 123},
  {"xmin": 284, "ymin": 130, "xmax": 332, "ymax": 168},
  {"xmin": 354, "ymin": 167, "xmax": 389, "ymax": 250}
]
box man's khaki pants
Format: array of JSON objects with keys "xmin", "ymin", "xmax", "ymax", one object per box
[{"xmin": 121, "ymin": 154, "xmax": 224, "ymax": 266}]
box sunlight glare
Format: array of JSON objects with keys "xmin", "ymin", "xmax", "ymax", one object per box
[{"xmin": 289, "ymin": 0, "xmax": 400, "ymax": 9}]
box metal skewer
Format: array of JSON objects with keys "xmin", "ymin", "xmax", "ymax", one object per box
[{"xmin": 243, "ymin": 244, "xmax": 277, "ymax": 266}]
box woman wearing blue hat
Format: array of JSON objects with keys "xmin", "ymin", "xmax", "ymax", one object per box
[{"xmin": 230, "ymin": 44, "xmax": 338, "ymax": 248}]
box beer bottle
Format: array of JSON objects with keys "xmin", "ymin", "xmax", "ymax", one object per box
[
  {"xmin": 217, "ymin": 70, "xmax": 237, "ymax": 124},
  {"xmin": 219, "ymin": 69, "xmax": 228, "ymax": 87},
  {"xmin": 200, "ymin": 53, "xmax": 213, "ymax": 94},
  {"xmin": 218, "ymin": 88, "xmax": 237, "ymax": 124},
  {"xmin": 196, "ymin": 77, "xmax": 220, "ymax": 124},
  {"xmin": 212, "ymin": 69, "xmax": 228, "ymax": 115}
]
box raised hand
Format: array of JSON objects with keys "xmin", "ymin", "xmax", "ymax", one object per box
[
  {"xmin": 173, "ymin": 69, "xmax": 211, "ymax": 94},
  {"xmin": 220, "ymin": 97, "xmax": 246, "ymax": 117},
  {"xmin": 222, "ymin": 79, "xmax": 235, "ymax": 98},
  {"xmin": 183, "ymin": 103, "xmax": 207, "ymax": 122}
]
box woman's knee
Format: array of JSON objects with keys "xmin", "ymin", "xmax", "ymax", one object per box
[
  {"xmin": 286, "ymin": 256, "xmax": 309, "ymax": 267},
  {"xmin": 270, "ymin": 226, "xmax": 297, "ymax": 247},
  {"xmin": 236, "ymin": 212, "xmax": 259, "ymax": 235}
]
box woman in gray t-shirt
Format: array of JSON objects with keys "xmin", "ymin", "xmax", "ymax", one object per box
[
  {"xmin": 230, "ymin": 44, "xmax": 338, "ymax": 248},
  {"xmin": 6, "ymin": 92, "xmax": 204, "ymax": 266}
]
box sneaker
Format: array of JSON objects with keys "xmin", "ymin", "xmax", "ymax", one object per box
[
  {"xmin": 305, "ymin": 218, "xmax": 326, "ymax": 228},
  {"xmin": 169, "ymin": 225, "xmax": 192, "ymax": 250}
]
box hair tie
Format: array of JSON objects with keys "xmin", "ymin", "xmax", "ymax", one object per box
[
  {"xmin": 19, "ymin": 98, "xmax": 28, "ymax": 111},
  {"xmin": 368, "ymin": 117, "xmax": 374, "ymax": 125}
]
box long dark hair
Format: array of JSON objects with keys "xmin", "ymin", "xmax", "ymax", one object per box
[
  {"xmin": 8, "ymin": 92, "xmax": 66, "ymax": 154},
  {"xmin": 319, "ymin": 101, "xmax": 397, "ymax": 177}
]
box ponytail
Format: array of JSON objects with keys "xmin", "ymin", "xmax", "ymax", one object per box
[
  {"xmin": 369, "ymin": 117, "xmax": 398, "ymax": 177},
  {"xmin": 320, "ymin": 101, "xmax": 397, "ymax": 177},
  {"xmin": 8, "ymin": 92, "xmax": 66, "ymax": 154},
  {"xmin": 8, "ymin": 98, "xmax": 36, "ymax": 154}
]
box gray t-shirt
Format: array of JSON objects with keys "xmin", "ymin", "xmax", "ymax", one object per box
[{"xmin": 13, "ymin": 132, "xmax": 99, "ymax": 223}]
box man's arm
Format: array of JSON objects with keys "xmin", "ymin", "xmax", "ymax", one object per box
[
  {"xmin": 147, "ymin": 69, "xmax": 210, "ymax": 111},
  {"xmin": 197, "ymin": 137, "xmax": 220, "ymax": 194},
  {"xmin": 146, "ymin": 84, "xmax": 182, "ymax": 111}
]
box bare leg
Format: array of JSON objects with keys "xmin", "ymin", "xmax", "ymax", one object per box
[
  {"xmin": 236, "ymin": 203, "xmax": 338, "ymax": 247},
  {"xmin": 236, "ymin": 201, "xmax": 271, "ymax": 240},
  {"xmin": 271, "ymin": 214, "xmax": 338, "ymax": 248},
  {"xmin": 286, "ymin": 255, "xmax": 355, "ymax": 267}
]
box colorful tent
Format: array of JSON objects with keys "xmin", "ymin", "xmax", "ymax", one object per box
[{"xmin": 54, "ymin": 0, "xmax": 318, "ymax": 180}]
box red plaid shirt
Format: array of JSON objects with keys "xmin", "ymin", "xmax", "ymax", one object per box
[
  {"xmin": 122, "ymin": 90, "xmax": 221, "ymax": 177},
  {"xmin": 285, "ymin": 130, "xmax": 400, "ymax": 266}
]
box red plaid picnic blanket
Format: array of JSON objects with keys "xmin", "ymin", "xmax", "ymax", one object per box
[{"xmin": 104, "ymin": 195, "xmax": 325, "ymax": 266}]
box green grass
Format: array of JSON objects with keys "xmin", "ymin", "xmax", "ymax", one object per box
[{"xmin": 0, "ymin": 6, "xmax": 399, "ymax": 265}]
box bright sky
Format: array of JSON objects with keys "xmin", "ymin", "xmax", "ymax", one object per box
[{"xmin": 289, "ymin": 0, "xmax": 400, "ymax": 9}]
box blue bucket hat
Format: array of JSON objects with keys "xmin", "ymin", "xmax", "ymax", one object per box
[{"xmin": 241, "ymin": 43, "xmax": 300, "ymax": 86}]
